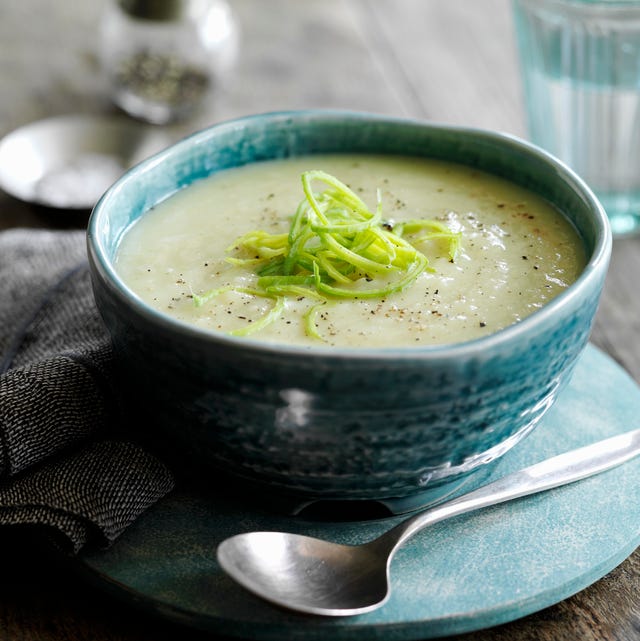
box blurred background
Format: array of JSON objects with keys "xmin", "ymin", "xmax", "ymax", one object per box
[{"xmin": 0, "ymin": 0, "xmax": 524, "ymax": 141}]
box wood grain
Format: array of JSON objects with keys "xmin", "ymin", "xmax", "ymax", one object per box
[{"xmin": 0, "ymin": 1, "xmax": 638, "ymax": 639}]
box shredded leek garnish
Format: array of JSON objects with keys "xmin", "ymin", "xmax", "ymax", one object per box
[{"xmin": 196, "ymin": 170, "xmax": 461, "ymax": 339}]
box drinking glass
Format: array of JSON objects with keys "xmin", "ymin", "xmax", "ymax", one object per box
[{"xmin": 513, "ymin": 0, "xmax": 640, "ymax": 236}]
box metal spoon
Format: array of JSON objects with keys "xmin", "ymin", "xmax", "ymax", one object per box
[
  {"xmin": 217, "ymin": 429, "xmax": 640, "ymax": 616},
  {"xmin": 0, "ymin": 114, "xmax": 170, "ymax": 210}
]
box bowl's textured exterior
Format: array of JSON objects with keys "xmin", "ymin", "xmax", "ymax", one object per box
[{"xmin": 88, "ymin": 111, "xmax": 611, "ymax": 512}]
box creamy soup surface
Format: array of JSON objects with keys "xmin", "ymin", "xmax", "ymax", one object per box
[{"xmin": 115, "ymin": 155, "xmax": 586, "ymax": 348}]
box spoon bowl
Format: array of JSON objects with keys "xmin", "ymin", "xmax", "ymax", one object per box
[
  {"xmin": 219, "ymin": 532, "xmax": 390, "ymax": 615},
  {"xmin": 217, "ymin": 429, "xmax": 640, "ymax": 616},
  {"xmin": 0, "ymin": 114, "xmax": 170, "ymax": 209}
]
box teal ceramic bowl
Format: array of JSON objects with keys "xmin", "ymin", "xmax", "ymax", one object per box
[{"xmin": 87, "ymin": 111, "xmax": 611, "ymax": 514}]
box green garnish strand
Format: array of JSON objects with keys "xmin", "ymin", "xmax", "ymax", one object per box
[
  {"xmin": 195, "ymin": 170, "xmax": 461, "ymax": 338},
  {"xmin": 304, "ymin": 301, "xmax": 328, "ymax": 340},
  {"xmin": 229, "ymin": 296, "xmax": 286, "ymax": 337},
  {"xmin": 193, "ymin": 285, "xmax": 270, "ymax": 307}
]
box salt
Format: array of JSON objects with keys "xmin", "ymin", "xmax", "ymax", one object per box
[{"xmin": 34, "ymin": 153, "xmax": 125, "ymax": 208}]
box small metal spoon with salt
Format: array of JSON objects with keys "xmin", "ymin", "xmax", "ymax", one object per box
[
  {"xmin": 0, "ymin": 114, "xmax": 170, "ymax": 210},
  {"xmin": 217, "ymin": 429, "xmax": 640, "ymax": 617}
]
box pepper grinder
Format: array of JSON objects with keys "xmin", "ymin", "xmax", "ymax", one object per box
[{"xmin": 100, "ymin": 0, "xmax": 238, "ymax": 124}]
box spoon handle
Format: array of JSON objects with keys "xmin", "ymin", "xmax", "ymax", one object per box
[{"xmin": 387, "ymin": 428, "xmax": 640, "ymax": 552}]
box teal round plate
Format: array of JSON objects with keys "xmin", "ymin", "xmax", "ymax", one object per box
[{"xmin": 77, "ymin": 344, "xmax": 640, "ymax": 640}]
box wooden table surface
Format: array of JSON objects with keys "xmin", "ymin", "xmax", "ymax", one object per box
[{"xmin": 0, "ymin": 1, "xmax": 638, "ymax": 640}]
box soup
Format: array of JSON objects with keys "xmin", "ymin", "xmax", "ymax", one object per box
[{"xmin": 115, "ymin": 154, "xmax": 586, "ymax": 348}]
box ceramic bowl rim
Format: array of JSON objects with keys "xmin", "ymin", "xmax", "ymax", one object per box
[{"xmin": 87, "ymin": 109, "xmax": 612, "ymax": 362}]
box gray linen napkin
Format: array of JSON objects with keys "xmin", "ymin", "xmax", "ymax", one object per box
[{"xmin": 0, "ymin": 228, "xmax": 175, "ymax": 552}]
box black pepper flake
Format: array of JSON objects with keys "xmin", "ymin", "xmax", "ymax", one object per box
[{"xmin": 479, "ymin": 321, "xmax": 486, "ymax": 327}]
